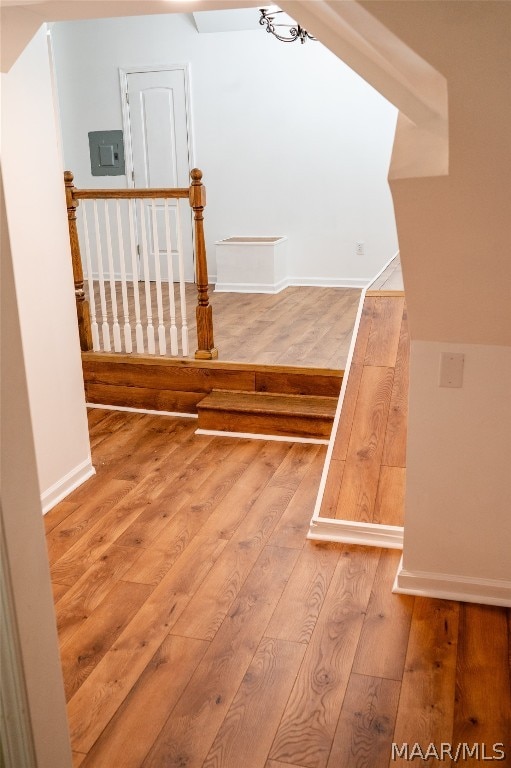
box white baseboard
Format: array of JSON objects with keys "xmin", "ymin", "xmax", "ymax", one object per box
[
  {"xmin": 214, "ymin": 277, "xmax": 288, "ymax": 294},
  {"xmin": 308, "ymin": 518, "xmax": 404, "ymax": 548},
  {"xmin": 41, "ymin": 458, "xmax": 96, "ymax": 515},
  {"xmin": 86, "ymin": 273, "xmax": 369, "ymax": 292},
  {"xmin": 393, "ymin": 557, "xmax": 511, "ymax": 607},
  {"xmin": 286, "ymin": 276, "xmax": 368, "ymax": 289},
  {"xmin": 195, "ymin": 428, "xmax": 328, "ymax": 444},
  {"xmin": 213, "ymin": 276, "xmax": 368, "ymax": 293},
  {"xmin": 86, "ymin": 403, "xmax": 198, "ymax": 419}
]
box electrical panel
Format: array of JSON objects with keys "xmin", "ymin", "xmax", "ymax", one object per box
[{"xmin": 88, "ymin": 130, "xmax": 125, "ymax": 176}]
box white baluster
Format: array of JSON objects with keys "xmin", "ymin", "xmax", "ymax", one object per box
[
  {"xmin": 116, "ymin": 200, "xmax": 132, "ymax": 353},
  {"xmin": 128, "ymin": 199, "xmax": 144, "ymax": 353},
  {"xmin": 150, "ymin": 200, "xmax": 167, "ymax": 355},
  {"xmin": 104, "ymin": 200, "xmax": 122, "ymax": 352},
  {"xmin": 81, "ymin": 202, "xmax": 100, "ymax": 351},
  {"xmin": 139, "ymin": 198, "xmax": 155, "ymax": 354},
  {"xmin": 163, "ymin": 199, "xmax": 179, "ymax": 356},
  {"xmin": 93, "ymin": 200, "xmax": 111, "ymax": 351},
  {"xmin": 175, "ymin": 198, "xmax": 189, "ymax": 356}
]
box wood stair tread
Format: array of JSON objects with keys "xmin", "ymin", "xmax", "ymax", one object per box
[
  {"xmin": 197, "ymin": 390, "xmax": 337, "ymax": 419},
  {"xmin": 196, "ymin": 389, "xmax": 337, "ymax": 439}
]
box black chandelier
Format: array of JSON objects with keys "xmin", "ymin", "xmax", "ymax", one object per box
[{"xmin": 259, "ymin": 7, "xmax": 316, "ymax": 44}]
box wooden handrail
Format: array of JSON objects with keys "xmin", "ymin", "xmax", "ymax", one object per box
[
  {"xmin": 64, "ymin": 168, "xmax": 217, "ymax": 360},
  {"xmin": 73, "ymin": 188, "xmax": 190, "ymax": 200},
  {"xmin": 64, "ymin": 171, "xmax": 93, "ymax": 351}
]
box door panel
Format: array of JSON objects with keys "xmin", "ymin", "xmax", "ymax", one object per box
[
  {"xmin": 126, "ymin": 69, "xmax": 194, "ymax": 282},
  {"xmin": 140, "ymin": 201, "xmax": 182, "ymax": 283}
]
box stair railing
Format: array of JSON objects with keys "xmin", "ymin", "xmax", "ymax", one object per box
[{"xmin": 64, "ymin": 168, "xmax": 217, "ymax": 360}]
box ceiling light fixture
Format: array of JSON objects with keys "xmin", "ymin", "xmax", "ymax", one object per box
[{"xmin": 259, "ymin": 7, "xmax": 316, "ymax": 44}]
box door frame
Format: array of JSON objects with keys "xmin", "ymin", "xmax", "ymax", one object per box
[{"xmin": 119, "ymin": 63, "xmax": 196, "ymax": 190}]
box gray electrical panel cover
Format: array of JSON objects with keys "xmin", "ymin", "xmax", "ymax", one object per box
[{"xmin": 88, "ymin": 130, "xmax": 125, "ymax": 176}]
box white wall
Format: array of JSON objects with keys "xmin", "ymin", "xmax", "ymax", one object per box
[
  {"xmin": 1, "ymin": 165, "xmax": 73, "ymax": 768},
  {"xmin": 1, "ymin": 25, "xmax": 93, "ymax": 510},
  {"xmin": 403, "ymin": 341, "xmax": 511, "ymax": 591},
  {"xmin": 51, "ymin": 11, "xmax": 398, "ymax": 285}
]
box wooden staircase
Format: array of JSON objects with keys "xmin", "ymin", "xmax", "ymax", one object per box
[
  {"xmin": 82, "ymin": 354, "xmax": 342, "ymax": 440},
  {"xmin": 197, "ymin": 389, "xmax": 337, "ymax": 439}
]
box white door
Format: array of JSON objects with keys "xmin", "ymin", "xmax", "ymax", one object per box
[{"xmin": 126, "ymin": 68, "xmax": 194, "ymax": 282}]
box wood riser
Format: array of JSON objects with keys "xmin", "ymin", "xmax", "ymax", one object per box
[
  {"xmin": 197, "ymin": 409, "xmax": 333, "ymax": 439},
  {"xmin": 197, "ymin": 389, "xmax": 337, "ymax": 439},
  {"xmin": 82, "ymin": 354, "xmax": 343, "ymax": 414}
]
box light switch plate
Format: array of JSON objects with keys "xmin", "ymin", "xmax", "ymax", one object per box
[{"xmin": 439, "ymin": 352, "xmax": 465, "ymax": 388}]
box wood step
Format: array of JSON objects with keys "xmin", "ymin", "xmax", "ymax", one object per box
[
  {"xmin": 82, "ymin": 353, "xmax": 343, "ymax": 414},
  {"xmin": 196, "ymin": 389, "xmax": 337, "ymax": 439}
]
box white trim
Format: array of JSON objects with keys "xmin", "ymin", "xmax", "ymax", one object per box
[
  {"xmin": 87, "ymin": 403, "xmax": 198, "ymax": 418},
  {"xmin": 214, "ymin": 278, "xmax": 288, "ymax": 294},
  {"xmin": 366, "ymin": 249, "xmax": 401, "ymax": 290},
  {"xmin": 119, "ymin": 68, "xmax": 135, "ymax": 187},
  {"xmin": 215, "ymin": 237, "xmax": 288, "ymax": 246},
  {"xmin": 213, "ymin": 276, "xmax": 368, "ymax": 293},
  {"xmin": 195, "ymin": 428, "xmax": 329, "ymax": 444},
  {"xmin": 0, "ymin": 532, "xmax": 37, "ymax": 767},
  {"xmin": 286, "ymin": 276, "xmax": 369, "ymax": 289},
  {"xmin": 393, "ymin": 557, "xmax": 511, "ymax": 607},
  {"xmin": 41, "ymin": 458, "xmax": 95, "ymax": 515},
  {"xmin": 308, "ymin": 517, "xmax": 404, "ymax": 548}
]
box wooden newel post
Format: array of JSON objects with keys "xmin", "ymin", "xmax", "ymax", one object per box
[
  {"xmin": 64, "ymin": 171, "xmax": 93, "ymax": 351},
  {"xmin": 189, "ymin": 168, "xmax": 218, "ymax": 360}
]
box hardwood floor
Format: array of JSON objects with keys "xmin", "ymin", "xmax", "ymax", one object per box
[
  {"xmin": 320, "ymin": 295, "xmax": 408, "ymax": 523},
  {"xmin": 45, "ymin": 410, "xmax": 511, "ymax": 767},
  {"xmin": 86, "ymin": 282, "xmax": 361, "ymax": 369}
]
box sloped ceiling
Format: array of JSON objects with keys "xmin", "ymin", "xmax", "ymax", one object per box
[{"xmin": 192, "ymin": 7, "xmax": 260, "ymax": 34}]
